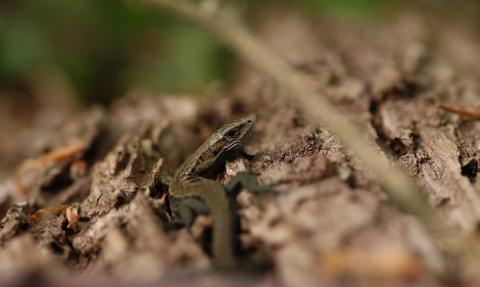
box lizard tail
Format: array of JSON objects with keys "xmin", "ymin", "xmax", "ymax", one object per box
[
  {"xmin": 202, "ymin": 185, "xmax": 237, "ymax": 268},
  {"xmin": 171, "ymin": 179, "xmax": 238, "ymax": 268}
]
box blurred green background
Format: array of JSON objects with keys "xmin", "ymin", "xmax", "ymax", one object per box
[{"xmin": 0, "ymin": 0, "xmax": 473, "ymax": 104}]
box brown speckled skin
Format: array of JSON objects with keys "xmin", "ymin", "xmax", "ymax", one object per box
[{"xmin": 169, "ymin": 115, "xmax": 256, "ymax": 267}]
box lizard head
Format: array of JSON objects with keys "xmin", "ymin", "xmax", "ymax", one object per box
[
  {"xmin": 182, "ymin": 115, "xmax": 256, "ymax": 179},
  {"xmin": 208, "ymin": 115, "xmax": 256, "ymax": 157},
  {"xmin": 219, "ymin": 114, "xmax": 256, "ymax": 152}
]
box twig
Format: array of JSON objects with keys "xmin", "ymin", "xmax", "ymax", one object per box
[{"xmin": 137, "ymin": 0, "xmax": 480, "ymax": 277}]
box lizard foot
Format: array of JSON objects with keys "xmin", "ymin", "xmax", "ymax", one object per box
[{"xmin": 225, "ymin": 171, "xmax": 272, "ymax": 196}]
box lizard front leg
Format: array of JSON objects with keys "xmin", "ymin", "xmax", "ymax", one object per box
[
  {"xmin": 170, "ymin": 179, "xmax": 236, "ymax": 267},
  {"xmin": 225, "ymin": 171, "xmax": 271, "ymax": 196},
  {"xmin": 169, "ymin": 197, "xmax": 209, "ymax": 228}
]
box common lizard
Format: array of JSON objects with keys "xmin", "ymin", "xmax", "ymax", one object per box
[{"xmin": 168, "ymin": 115, "xmax": 267, "ymax": 267}]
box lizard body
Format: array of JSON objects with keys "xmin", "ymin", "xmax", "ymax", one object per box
[{"xmin": 169, "ymin": 115, "xmax": 257, "ymax": 267}]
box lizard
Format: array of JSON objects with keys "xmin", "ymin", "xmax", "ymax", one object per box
[{"xmin": 168, "ymin": 115, "xmax": 267, "ymax": 267}]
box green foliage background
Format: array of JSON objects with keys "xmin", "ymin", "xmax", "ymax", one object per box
[{"xmin": 0, "ymin": 0, "xmax": 467, "ymax": 103}]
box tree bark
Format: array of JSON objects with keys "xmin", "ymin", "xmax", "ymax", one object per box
[{"xmin": 1, "ymin": 7, "xmax": 480, "ymax": 287}]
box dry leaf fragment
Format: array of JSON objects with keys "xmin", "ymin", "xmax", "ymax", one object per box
[
  {"xmin": 14, "ymin": 142, "xmax": 88, "ymax": 195},
  {"xmin": 35, "ymin": 142, "xmax": 87, "ymax": 166},
  {"xmin": 66, "ymin": 206, "xmax": 80, "ymax": 229},
  {"xmin": 439, "ymin": 105, "xmax": 480, "ymax": 121},
  {"xmin": 28, "ymin": 205, "xmax": 70, "ymax": 225},
  {"xmin": 319, "ymin": 246, "xmax": 424, "ymax": 280}
]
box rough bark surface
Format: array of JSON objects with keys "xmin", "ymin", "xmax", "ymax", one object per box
[{"xmin": 1, "ymin": 8, "xmax": 480, "ymax": 287}]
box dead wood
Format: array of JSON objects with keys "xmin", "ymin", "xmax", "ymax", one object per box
[{"xmin": 1, "ymin": 7, "xmax": 480, "ymax": 287}]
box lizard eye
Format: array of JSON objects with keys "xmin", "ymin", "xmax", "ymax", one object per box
[{"xmin": 226, "ymin": 129, "xmax": 239, "ymax": 138}]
